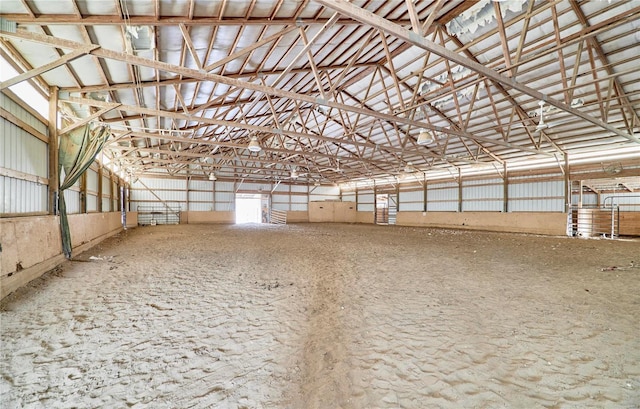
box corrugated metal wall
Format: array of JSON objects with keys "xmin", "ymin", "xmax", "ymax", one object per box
[
  {"xmin": 357, "ymin": 189, "xmax": 375, "ymax": 212},
  {"xmin": 187, "ymin": 179, "xmax": 214, "ymax": 211},
  {"xmin": 129, "ymin": 177, "xmax": 323, "ymax": 213},
  {"xmin": 601, "ymin": 192, "xmax": 640, "ymax": 209},
  {"xmin": 129, "ymin": 178, "xmax": 187, "ymax": 211},
  {"xmin": 2, "ymin": 92, "xmax": 127, "ymax": 216},
  {"xmin": 64, "ymin": 181, "xmax": 81, "ymax": 214},
  {"xmin": 86, "ymin": 168, "xmax": 99, "ymax": 212},
  {"xmin": 214, "ymin": 181, "xmax": 234, "ymax": 211},
  {"xmin": 309, "ymin": 185, "xmax": 340, "ymax": 202},
  {"xmin": 462, "ymin": 178, "xmax": 503, "ymax": 212},
  {"xmin": 1, "ymin": 93, "xmax": 48, "ymax": 214},
  {"xmin": 399, "ymin": 189, "xmax": 423, "ymax": 211},
  {"xmin": 427, "ymin": 181, "xmax": 458, "ymax": 211},
  {"xmin": 342, "ymin": 192, "xmax": 356, "ymax": 202},
  {"xmin": 509, "ymin": 178, "xmax": 564, "ymax": 212}
]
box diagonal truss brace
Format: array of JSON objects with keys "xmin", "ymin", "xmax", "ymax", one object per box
[
  {"xmin": 0, "ymin": 28, "xmax": 555, "ymax": 157},
  {"xmin": 315, "ymin": 0, "xmax": 639, "ymax": 144}
]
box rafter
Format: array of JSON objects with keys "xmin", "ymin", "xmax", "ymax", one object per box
[
  {"xmin": 315, "ymin": 0, "xmax": 639, "ymax": 144},
  {"xmin": 0, "ymin": 29, "xmax": 555, "ymax": 157}
]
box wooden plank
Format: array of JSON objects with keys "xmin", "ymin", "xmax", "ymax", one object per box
[
  {"xmin": 0, "ymin": 45, "xmax": 98, "ymax": 89},
  {"xmin": 0, "ymin": 166, "xmax": 49, "ymax": 185},
  {"xmin": 0, "ymin": 108, "xmax": 48, "ymax": 142}
]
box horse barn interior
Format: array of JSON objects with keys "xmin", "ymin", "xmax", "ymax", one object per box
[{"xmin": 1, "ymin": 0, "xmax": 640, "ymax": 407}]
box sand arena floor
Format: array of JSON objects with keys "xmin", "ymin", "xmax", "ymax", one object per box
[{"xmin": 1, "ymin": 223, "xmax": 639, "ymax": 408}]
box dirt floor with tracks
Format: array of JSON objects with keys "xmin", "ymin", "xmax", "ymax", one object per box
[{"xmin": 2, "ymin": 223, "xmax": 639, "ymax": 408}]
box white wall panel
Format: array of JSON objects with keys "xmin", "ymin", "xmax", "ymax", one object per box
[
  {"xmin": 399, "ymin": 190, "xmax": 423, "ymax": 211},
  {"xmin": 0, "ymin": 177, "xmax": 47, "ymax": 214},
  {"xmin": 401, "ymin": 202, "xmax": 424, "ymax": 211},
  {"xmin": 0, "ymin": 93, "xmax": 49, "ymax": 214},
  {"xmin": 1, "ymin": 94, "xmax": 47, "ymax": 134},
  {"xmin": 357, "ymin": 193, "xmax": 374, "ymax": 203},
  {"xmin": 86, "ymin": 169, "xmax": 98, "ymax": 192},
  {"xmin": 309, "ymin": 184, "xmax": 339, "ymax": 201},
  {"xmin": 462, "ymin": 179, "xmax": 503, "ymax": 211},
  {"xmin": 508, "ymin": 180, "xmax": 564, "ymax": 211},
  {"xmin": 1, "ymin": 121, "xmax": 48, "ymax": 176},
  {"xmin": 102, "ymin": 175, "xmax": 111, "ymax": 194},
  {"xmin": 291, "ymin": 195, "xmax": 307, "ymax": 203},
  {"xmin": 101, "ymin": 197, "xmax": 111, "ymax": 212},
  {"xmin": 189, "ymin": 203, "xmax": 214, "ymax": 211},
  {"xmin": 427, "ymin": 201, "xmax": 458, "ymax": 211},
  {"xmin": 463, "ymin": 200, "xmax": 502, "ymax": 212},
  {"xmin": 215, "ymin": 181, "xmax": 235, "ymax": 192},
  {"xmin": 214, "ymin": 191, "xmax": 234, "ymax": 211},
  {"xmin": 510, "ymin": 199, "xmax": 564, "ymax": 212},
  {"xmin": 291, "ymin": 203, "xmax": 308, "ymax": 211},
  {"xmin": 312, "ymin": 185, "xmax": 340, "ymax": 196},
  {"xmin": 357, "ymin": 191, "xmax": 375, "ymax": 211},
  {"xmin": 463, "ymin": 180, "xmax": 502, "ymax": 199},
  {"xmin": 342, "ymin": 192, "xmax": 356, "ymax": 202},
  {"xmin": 188, "ymin": 179, "xmax": 212, "ymax": 191},
  {"xmin": 1, "ymin": 112, "xmax": 48, "ymax": 214},
  {"xmin": 273, "ymin": 183, "xmax": 290, "ymax": 193},
  {"xmin": 157, "ymin": 190, "xmax": 186, "ymax": 202},
  {"xmin": 135, "ymin": 178, "xmax": 186, "ymax": 190},
  {"xmin": 239, "ymin": 182, "xmax": 271, "ymax": 192},
  {"xmin": 87, "ymin": 194, "xmax": 98, "ymax": 212},
  {"xmin": 602, "ymin": 192, "xmax": 640, "ymax": 207},
  {"xmin": 130, "ymin": 189, "xmax": 157, "ymax": 201},
  {"xmin": 189, "ymin": 190, "xmax": 214, "ymax": 202},
  {"xmin": 64, "ymin": 189, "xmax": 81, "ymax": 214},
  {"xmin": 428, "ymin": 185, "xmax": 458, "ymax": 201},
  {"xmin": 358, "ymin": 203, "xmax": 374, "ymax": 211},
  {"xmin": 309, "ymin": 195, "xmax": 337, "ymax": 201}
]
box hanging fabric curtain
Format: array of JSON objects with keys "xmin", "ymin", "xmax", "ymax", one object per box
[{"xmin": 58, "ymin": 123, "xmax": 110, "ymax": 259}]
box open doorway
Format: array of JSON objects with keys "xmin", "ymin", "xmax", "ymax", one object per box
[
  {"xmin": 235, "ymin": 193, "xmax": 270, "ymax": 224},
  {"xmin": 376, "ymin": 194, "xmax": 389, "ymax": 225}
]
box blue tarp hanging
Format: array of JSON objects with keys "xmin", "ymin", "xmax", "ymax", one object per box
[{"xmin": 58, "ymin": 124, "xmax": 110, "ymax": 259}]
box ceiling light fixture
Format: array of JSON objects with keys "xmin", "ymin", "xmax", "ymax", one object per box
[
  {"xmin": 291, "ymin": 169, "xmax": 299, "ymax": 180},
  {"xmin": 404, "ymin": 162, "xmax": 417, "ymax": 173},
  {"xmin": 417, "ymin": 130, "xmax": 434, "ymax": 145},
  {"xmin": 247, "ymin": 136, "xmax": 262, "ymax": 152},
  {"xmin": 209, "ymin": 173, "xmax": 217, "ymax": 181}
]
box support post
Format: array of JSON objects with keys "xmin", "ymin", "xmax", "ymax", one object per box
[
  {"xmin": 579, "ymin": 180, "xmax": 583, "ymax": 209},
  {"xmin": 423, "ymin": 173, "xmax": 428, "ymax": 212},
  {"xmin": 373, "ymin": 183, "xmax": 378, "ymax": 224},
  {"xmin": 48, "ymin": 86, "xmax": 59, "ymax": 214},
  {"xmin": 110, "ymin": 173, "xmax": 115, "ymax": 211},
  {"xmin": 503, "ymin": 162, "xmax": 509, "ymax": 213},
  {"xmin": 564, "ymin": 153, "xmax": 570, "ymax": 213},
  {"xmin": 458, "ymin": 168, "xmax": 463, "ymax": 213},
  {"xmin": 80, "ymin": 172, "xmax": 87, "ymax": 213},
  {"xmin": 97, "ymin": 165, "xmax": 103, "ymax": 212},
  {"xmin": 186, "ymin": 176, "xmax": 190, "ymax": 212}
]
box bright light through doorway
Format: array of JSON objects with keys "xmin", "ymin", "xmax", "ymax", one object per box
[{"xmin": 235, "ymin": 194, "xmax": 262, "ymax": 224}]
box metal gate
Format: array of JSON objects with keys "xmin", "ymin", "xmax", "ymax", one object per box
[
  {"xmin": 569, "ymin": 205, "xmax": 619, "ymax": 238},
  {"xmin": 137, "ymin": 205, "xmax": 181, "ymax": 225}
]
